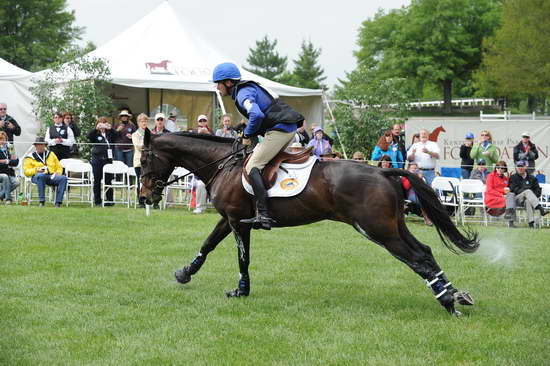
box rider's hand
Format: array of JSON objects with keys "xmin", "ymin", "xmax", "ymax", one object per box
[{"xmin": 242, "ymin": 138, "xmax": 251, "ymax": 146}]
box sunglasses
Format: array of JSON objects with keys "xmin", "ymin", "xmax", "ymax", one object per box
[
  {"xmin": 156, "ymin": 118, "xmax": 164, "ymax": 121},
  {"xmin": 496, "ymin": 167, "xmax": 507, "ymax": 170},
  {"xmin": 199, "ymin": 119, "xmax": 207, "ymax": 122},
  {"xmin": 480, "ymin": 134, "xmax": 488, "ymax": 136},
  {"xmin": 0, "ymin": 108, "xmax": 6, "ymax": 111}
]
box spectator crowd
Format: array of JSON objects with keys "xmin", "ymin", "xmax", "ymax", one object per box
[{"xmin": 1, "ymin": 101, "xmax": 548, "ymax": 228}]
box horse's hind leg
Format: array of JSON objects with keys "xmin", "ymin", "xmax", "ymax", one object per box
[
  {"xmin": 354, "ymin": 221, "xmax": 469, "ymax": 316},
  {"xmin": 175, "ymin": 217, "xmax": 231, "ymax": 284}
]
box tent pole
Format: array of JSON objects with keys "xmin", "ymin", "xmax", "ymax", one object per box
[
  {"xmin": 146, "ymin": 88, "xmax": 150, "ymax": 115},
  {"xmin": 216, "ymin": 90, "xmax": 226, "ymax": 115},
  {"xmin": 322, "ymin": 92, "xmax": 347, "ymax": 159},
  {"xmin": 160, "ymin": 88, "xmax": 164, "ymax": 114}
]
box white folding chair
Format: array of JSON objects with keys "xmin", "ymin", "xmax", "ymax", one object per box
[
  {"xmin": 102, "ymin": 163, "xmax": 130, "ymax": 207},
  {"xmin": 539, "ymin": 183, "xmax": 550, "ymax": 226},
  {"xmin": 128, "ymin": 167, "xmax": 138, "ymax": 208},
  {"xmin": 164, "ymin": 167, "xmax": 193, "ymax": 209},
  {"xmin": 20, "ymin": 161, "xmax": 55, "ymax": 205},
  {"xmin": 60, "ymin": 158, "xmax": 82, "ymax": 169},
  {"xmin": 64, "ymin": 162, "xmax": 93, "ymax": 206},
  {"xmin": 458, "ymin": 179, "xmax": 487, "ymax": 226},
  {"xmin": 431, "ymin": 177, "xmax": 460, "ymax": 223}
]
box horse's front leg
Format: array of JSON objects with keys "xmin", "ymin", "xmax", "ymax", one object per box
[
  {"xmin": 226, "ymin": 223, "xmax": 251, "ymax": 297},
  {"xmin": 175, "ymin": 217, "xmax": 231, "ymax": 284}
]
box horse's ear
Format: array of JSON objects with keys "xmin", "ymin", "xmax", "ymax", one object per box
[{"xmin": 144, "ymin": 127, "xmax": 151, "ymax": 148}]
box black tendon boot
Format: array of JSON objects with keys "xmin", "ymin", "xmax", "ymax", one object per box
[{"xmin": 240, "ymin": 168, "xmax": 276, "ymax": 230}]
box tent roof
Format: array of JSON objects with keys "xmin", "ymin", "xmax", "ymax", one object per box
[
  {"xmin": 86, "ymin": 2, "xmax": 321, "ymax": 97},
  {"xmin": 0, "ymin": 57, "xmax": 30, "ymax": 79}
]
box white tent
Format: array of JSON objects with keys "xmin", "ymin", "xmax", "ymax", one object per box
[
  {"xmin": 0, "ymin": 58, "xmax": 37, "ymax": 156},
  {"xmin": 44, "ymin": 1, "xmax": 323, "ymax": 129}
]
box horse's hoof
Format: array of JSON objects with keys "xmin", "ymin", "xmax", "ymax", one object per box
[
  {"xmin": 175, "ymin": 267, "xmax": 192, "ymax": 284},
  {"xmin": 454, "ymin": 291, "xmax": 475, "ymax": 306},
  {"xmin": 225, "ymin": 288, "xmax": 249, "ymax": 298},
  {"xmin": 452, "ymin": 309, "xmax": 463, "ymax": 317}
]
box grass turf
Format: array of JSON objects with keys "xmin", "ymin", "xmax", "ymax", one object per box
[{"xmin": 1, "ymin": 206, "xmax": 549, "ymax": 365}]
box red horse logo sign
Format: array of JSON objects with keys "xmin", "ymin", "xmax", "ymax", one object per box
[
  {"xmin": 145, "ymin": 60, "xmax": 173, "ymax": 74},
  {"xmin": 429, "ymin": 125, "xmax": 446, "ymax": 142}
]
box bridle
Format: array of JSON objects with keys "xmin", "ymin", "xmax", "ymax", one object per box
[{"xmin": 142, "ymin": 142, "xmax": 248, "ymax": 198}]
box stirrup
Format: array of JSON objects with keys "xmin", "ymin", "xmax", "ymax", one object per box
[{"xmin": 240, "ymin": 215, "xmax": 276, "ymax": 230}]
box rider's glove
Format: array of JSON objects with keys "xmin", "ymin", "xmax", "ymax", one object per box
[{"xmin": 242, "ymin": 138, "xmax": 251, "ymax": 146}]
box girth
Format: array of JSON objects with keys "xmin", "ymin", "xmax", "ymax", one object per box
[{"xmin": 243, "ymin": 146, "xmax": 314, "ymax": 189}]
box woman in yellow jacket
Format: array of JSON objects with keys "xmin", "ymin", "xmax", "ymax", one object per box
[{"xmin": 23, "ymin": 137, "xmax": 67, "ymax": 207}]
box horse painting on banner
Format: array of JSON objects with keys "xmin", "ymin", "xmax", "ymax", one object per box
[
  {"xmin": 139, "ymin": 130, "xmax": 479, "ymax": 316},
  {"xmin": 429, "ymin": 126, "xmax": 446, "ymax": 142}
]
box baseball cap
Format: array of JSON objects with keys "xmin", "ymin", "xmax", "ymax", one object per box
[
  {"xmin": 197, "ymin": 114, "xmax": 208, "ymax": 122},
  {"xmin": 154, "ymin": 113, "xmax": 165, "ymax": 120},
  {"xmin": 516, "ymin": 160, "xmax": 527, "ymax": 167},
  {"xmin": 465, "ymin": 132, "xmax": 474, "ymax": 139},
  {"xmin": 477, "ymin": 159, "xmax": 486, "ymax": 166},
  {"xmin": 521, "ymin": 131, "xmax": 530, "ymax": 138}
]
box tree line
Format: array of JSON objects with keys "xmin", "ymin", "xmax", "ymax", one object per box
[
  {"xmin": 244, "ymin": 35, "xmax": 327, "ymax": 90},
  {"xmin": 338, "ymin": 0, "xmax": 550, "ymax": 114}
]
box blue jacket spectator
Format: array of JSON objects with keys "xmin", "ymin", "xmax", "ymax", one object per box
[{"xmin": 371, "ymin": 132, "xmax": 404, "ymax": 168}]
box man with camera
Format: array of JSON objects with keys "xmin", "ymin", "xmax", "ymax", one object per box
[
  {"xmin": 0, "ymin": 103, "xmax": 21, "ymax": 143},
  {"xmin": 215, "ymin": 114, "xmax": 237, "ymax": 138},
  {"xmin": 23, "ymin": 137, "xmax": 67, "ymax": 207}
]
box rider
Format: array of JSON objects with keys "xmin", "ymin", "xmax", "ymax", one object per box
[{"xmin": 212, "ymin": 62, "xmax": 304, "ymax": 230}]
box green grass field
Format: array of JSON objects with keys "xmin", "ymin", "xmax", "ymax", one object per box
[{"xmin": 1, "ymin": 206, "xmax": 549, "ymax": 365}]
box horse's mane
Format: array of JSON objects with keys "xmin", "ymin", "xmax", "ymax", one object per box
[{"xmin": 172, "ymin": 131, "xmax": 236, "ymax": 144}]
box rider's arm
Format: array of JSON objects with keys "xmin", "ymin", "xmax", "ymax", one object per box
[{"xmin": 237, "ymin": 87, "xmax": 265, "ymax": 137}]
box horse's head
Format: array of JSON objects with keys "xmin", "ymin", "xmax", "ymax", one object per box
[{"xmin": 139, "ymin": 128, "xmax": 174, "ymax": 205}]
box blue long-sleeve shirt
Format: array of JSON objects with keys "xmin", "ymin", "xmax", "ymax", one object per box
[
  {"xmin": 371, "ymin": 144, "xmax": 404, "ymax": 168},
  {"xmin": 235, "ymin": 83, "xmax": 297, "ymax": 136}
]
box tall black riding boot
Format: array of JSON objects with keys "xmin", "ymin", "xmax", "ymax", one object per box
[{"xmin": 241, "ymin": 167, "xmax": 275, "ymax": 230}]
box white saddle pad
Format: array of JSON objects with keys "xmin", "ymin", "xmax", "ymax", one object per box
[{"xmin": 242, "ymin": 156, "xmax": 318, "ymax": 197}]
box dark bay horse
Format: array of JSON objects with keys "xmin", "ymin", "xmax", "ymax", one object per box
[{"xmin": 139, "ymin": 130, "xmax": 479, "ymax": 316}]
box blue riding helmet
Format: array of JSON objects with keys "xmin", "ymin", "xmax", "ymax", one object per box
[{"xmin": 212, "ymin": 62, "xmax": 241, "ymax": 82}]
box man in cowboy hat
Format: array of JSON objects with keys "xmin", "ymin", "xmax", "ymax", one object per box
[
  {"xmin": 23, "ymin": 137, "xmax": 67, "ymax": 207},
  {"xmin": 166, "ymin": 111, "xmax": 179, "ymax": 132},
  {"xmin": 113, "ymin": 110, "xmax": 137, "ymax": 166}
]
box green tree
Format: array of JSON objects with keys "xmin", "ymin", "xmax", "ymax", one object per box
[
  {"xmin": 333, "ymin": 66, "xmax": 410, "ymax": 158},
  {"xmin": 356, "ymin": 0, "xmax": 502, "ymax": 113},
  {"xmin": 0, "ymin": 0, "xmax": 84, "ymax": 71},
  {"xmin": 245, "ymin": 35, "xmax": 288, "ymax": 81},
  {"xmin": 31, "ymin": 56, "xmax": 113, "ymax": 160},
  {"xmin": 286, "ymin": 40, "xmax": 326, "ymax": 90},
  {"xmin": 475, "ymin": 0, "xmax": 550, "ymax": 112}
]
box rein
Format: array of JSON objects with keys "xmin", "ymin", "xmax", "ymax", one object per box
[{"xmin": 151, "ymin": 144, "xmax": 247, "ymax": 191}]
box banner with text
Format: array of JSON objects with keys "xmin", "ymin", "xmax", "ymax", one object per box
[{"xmin": 406, "ymin": 119, "xmax": 550, "ymax": 172}]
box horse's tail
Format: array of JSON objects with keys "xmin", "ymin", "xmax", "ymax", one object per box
[{"xmin": 382, "ymin": 169, "xmax": 479, "ymax": 254}]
